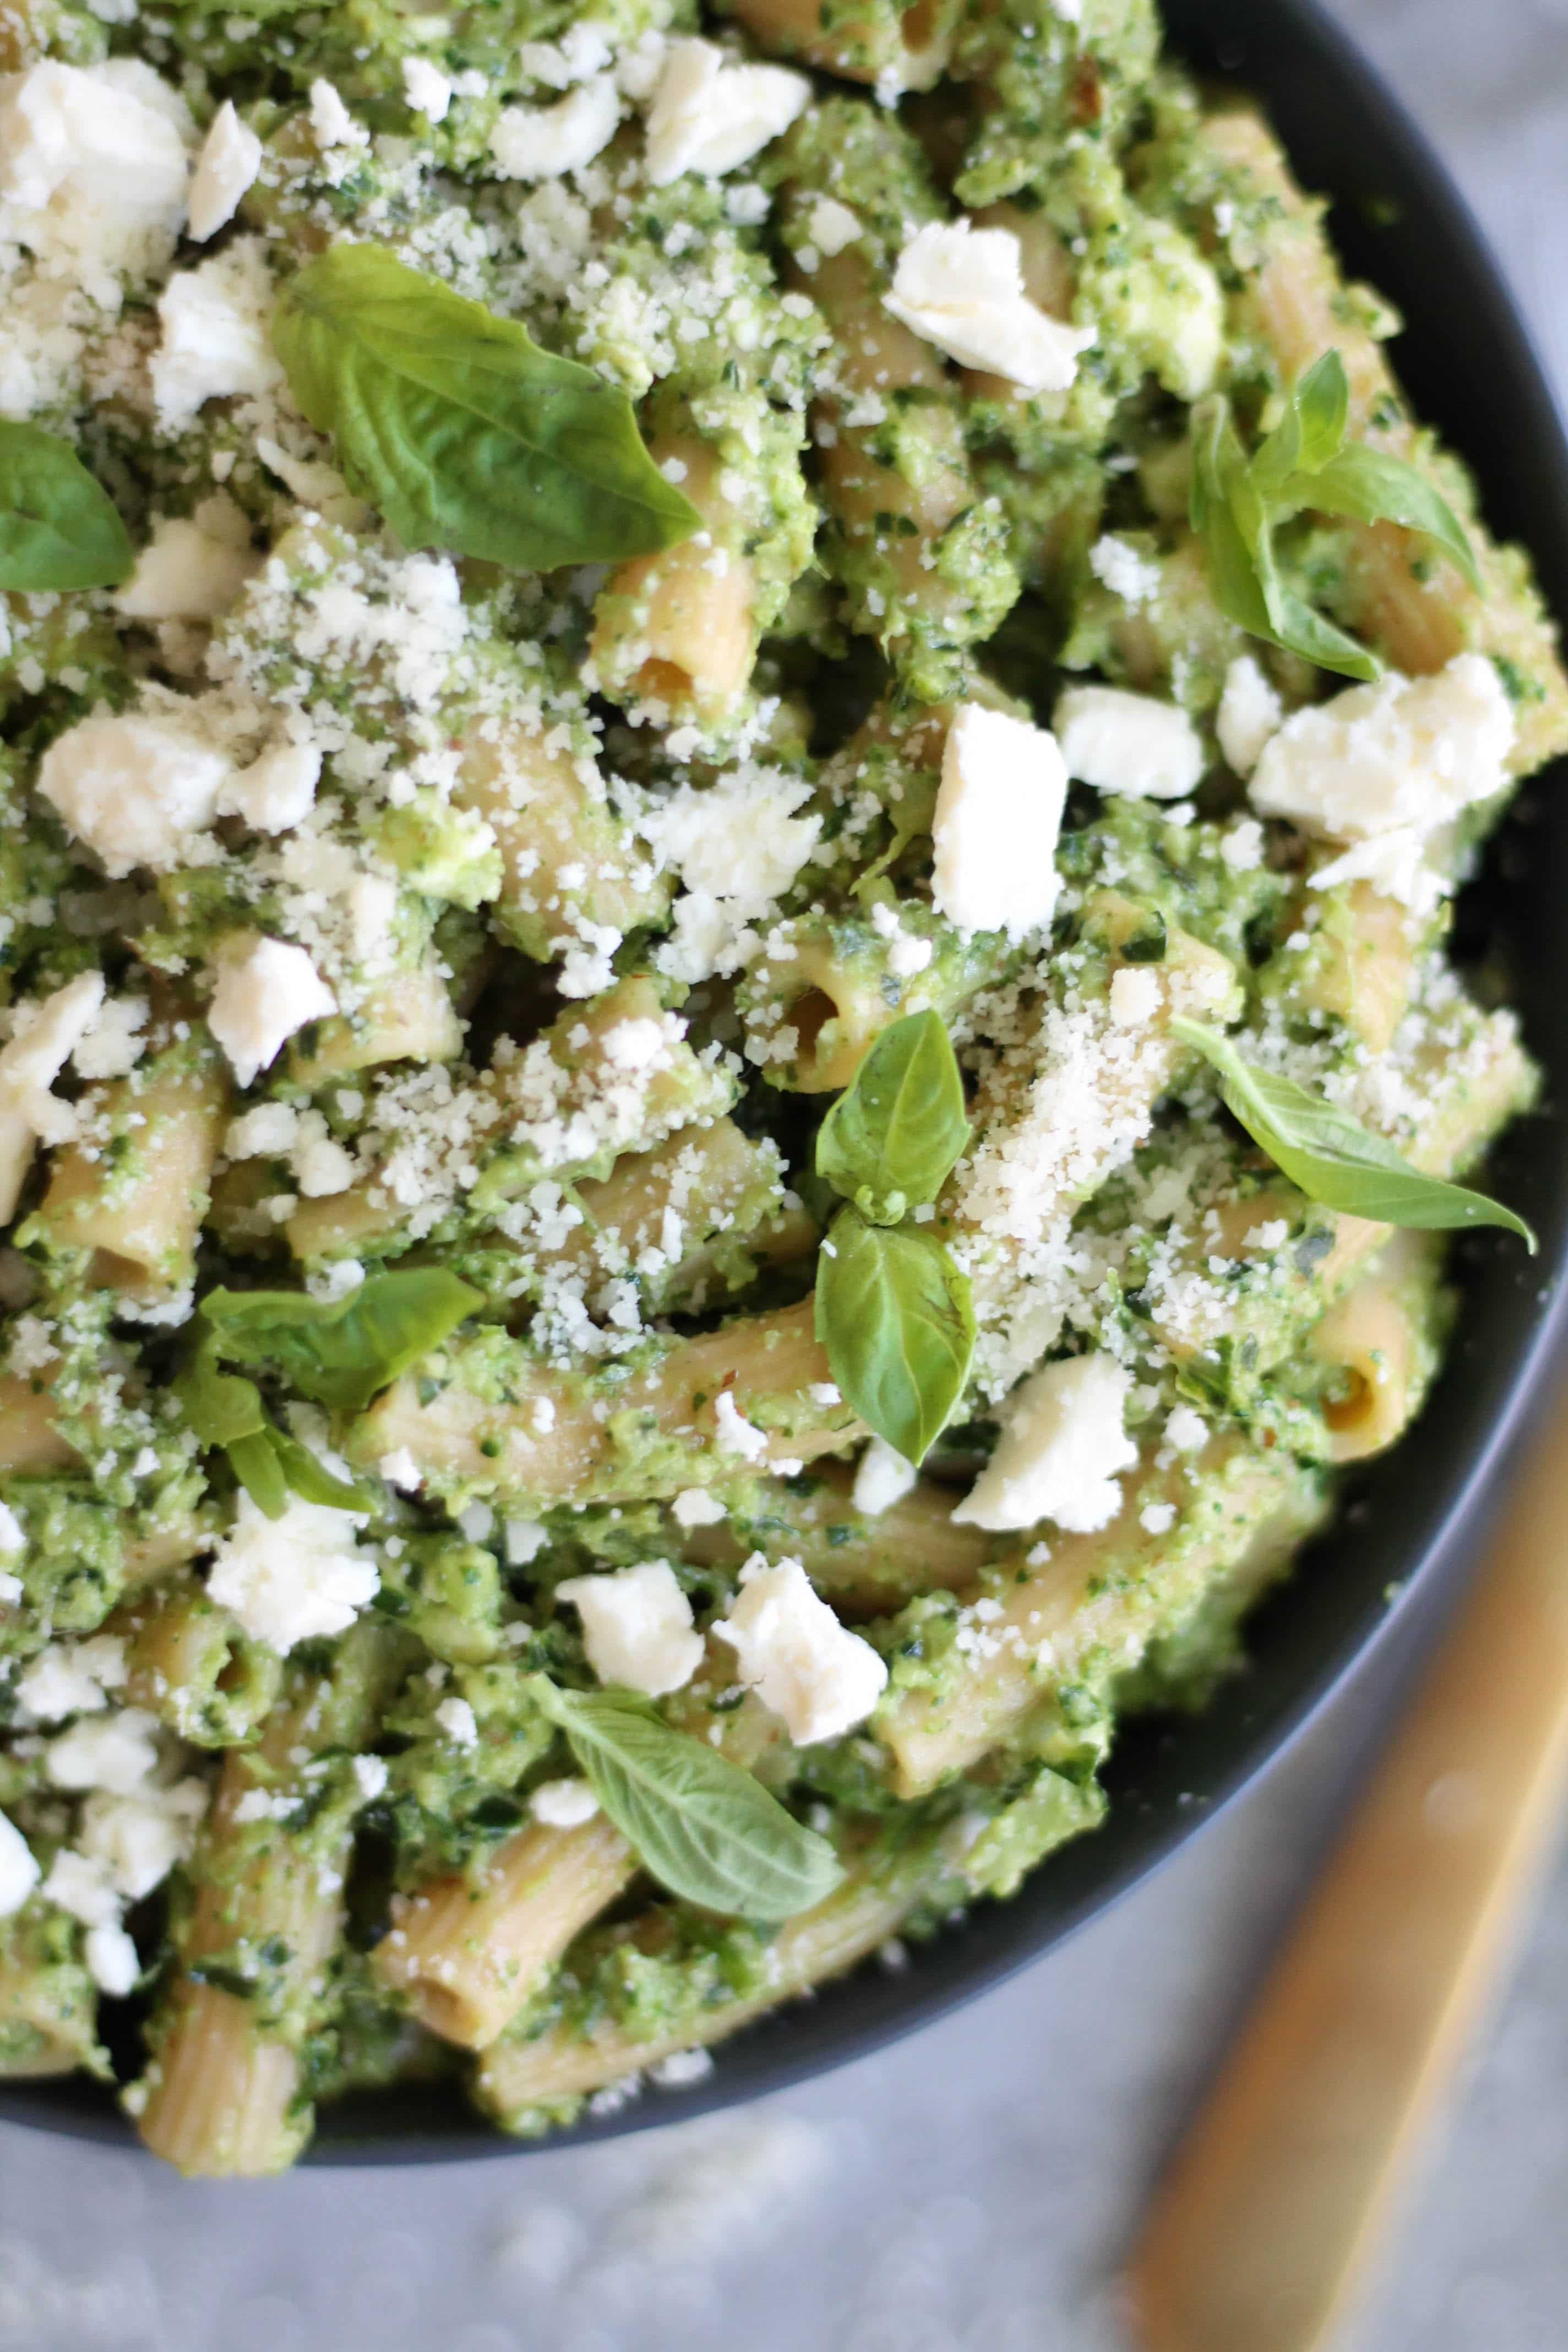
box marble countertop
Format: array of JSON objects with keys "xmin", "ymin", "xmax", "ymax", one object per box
[{"xmin": 4, "ymin": 3, "xmax": 1567, "ymax": 2345}]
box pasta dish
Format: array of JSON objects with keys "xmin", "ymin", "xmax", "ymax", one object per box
[{"xmin": 0, "ymin": 0, "xmax": 1560, "ymax": 2172}]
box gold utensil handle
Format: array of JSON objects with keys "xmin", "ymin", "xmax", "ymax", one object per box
[{"xmin": 1126, "ymin": 1396, "xmax": 1568, "ymax": 2352}]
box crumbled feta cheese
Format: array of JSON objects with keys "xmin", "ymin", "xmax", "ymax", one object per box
[
  {"xmin": 807, "ymin": 196, "xmax": 860, "ymax": 257},
  {"xmin": 1088, "ymin": 535, "xmax": 1162, "ymax": 609},
  {"xmin": 187, "ymin": 99, "xmax": 262, "ymax": 241},
  {"xmin": 379, "ymin": 1447, "xmax": 423, "ymax": 1493},
  {"xmin": 0, "ymin": 1811, "xmax": 40, "ymax": 1919},
  {"xmin": 116, "ymin": 504, "xmax": 258, "ymax": 623},
  {"xmin": 0, "ymin": 1504, "xmax": 21, "ymax": 1557},
  {"xmin": 36, "ymin": 711, "xmax": 232, "ymax": 876},
  {"xmin": 308, "ymin": 79, "xmax": 367, "ymax": 153},
  {"xmin": 649, "ymin": 2047, "xmax": 714, "ymax": 2088},
  {"xmin": 207, "ymin": 1493, "xmax": 378, "ymax": 1652},
  {"xmin": 644, "ymin": 38, "xmax": 809, "ymax": 184},
  {"xmin": 0, "ymin": 971, "xmax": 105, "ymax": 1221},
  {"xmin": 222, "ymin": 739, "xmax": 322, "ymax": 835},
  {"xmin": 42, "ymin": 1849, "xmax": 119, "ymax": 1926},
  {"xmin": 852, "ymin": 1436, "xmax": 917, "ymax": 1518},
  {"xmin": 1054, "ymin": 686, "xmax": 1205, "ymax": 800},
  {"xmin": 1216, "ymin": 654, "xmax": 1283, "ymax": 777},
  {"xmin": 1140, "ymin": 1501, "xmax": 1177, "ymax": 1537},
  {"xmin": 491, "ymin": 75, "xmax": 620, "ymax": 179},
  {"xmin": 46, "ymin": 1707, "xmax": 162, "ymax": 1795},
  {"xmin": 713, "ymin": 1390, "xmax": 769, "ymax": 1464},
  {"xmin": 353, "ymin": 1754, "xmax": 389, "ymax": 1801},
  {"xmin": 1220, "ymin": 817, "xmax": 1266, "ymax": 873},
  {"xmin": 73, "ymin": 993, "xmax": 149, "ymax": 1081},
  {"xmin": 15, "ymin": 1634, "xmax": 125, "ymax": 1724},
  {"xmin": 401, "ymin": 57, "xmax": 453, "ymax": 122},
  {"xmin": 0, "ymin": 61, "xmax": 191, "ymax": 304},
  {"xmin": 557, "ymin": 1560, "xmax": 704, "ymax": 1696},
  {"xmin": 78, "ymin": 1784, "xmax": 204, "ymax": 1899},
  {"xmin": 1250, "ymin": 654, "xmax": 1515, "ymax": 852},
  {"xmin": 1308, "ymin": 827, "xmax": 1444, "ymax": 913},
  {"xmin": 671, "ymin": 1487, "xmax": 726, "ymax": 1531},
  {"xmin": 434, "ymin": 1695, "xmax": 479, "ymax": 1748},
  {"xmin": 0, "ymin": 1572, "xmax": 21, "ymax": 1605},
  {"xmin": 953, "ymin": 1354, "xmax": 1137, "ymax": 1534},
  {"xmin": 225, "ymin": 1101, "xmax": 299, "ymax": 1158},
  {"xmin": 883, "ymin": 220, "xmax": 1096, "ymax": 392},
  {"xmin": 1108, "ymin": 966, "xmax": 1161, "ymax": 1028},
  {"xmin": 1163, "ymin": 1404, "xmax": 1208, "ymax": 1456},
  {"xmin": 85, "ymin": 1920, "xmax": 140, "ymax": 1996},
  {"xmin": 150, "ymin": 237, "xmax": 283, "ymax": 433},
  {"xmin": 931, "ymin": 704, "xmax": 1066, "ymax": 937},
  {"xmin": 530, "ymin": 1776, "xmax": 600, "ymax": 1828},
  {"xmin": 713, "ymin": 1556, "xmax": 888, "ymax": 1745},
  {"xmin": 504, "ymin": 1517, "xmax": 547, "ymax": 1565},
  {"xmin": 206, "ymin": 935, "xmax": 336, "ymax": 1088}
]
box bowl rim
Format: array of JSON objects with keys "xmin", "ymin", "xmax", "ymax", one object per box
[{"xmin": 5, "ymin": 0, "xmax": 1568, "ymax": 2168}]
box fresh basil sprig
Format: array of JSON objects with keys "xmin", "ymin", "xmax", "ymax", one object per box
[
  {"xmin": 197, "ymin": 1267, "xmax": 482, "ymax": 1411},
  {"xmin": 1190, "ymin": 351, "xmax": 1479, "ymax": 684},
  {"xmin": 816, "ymin": 1006, "xmax": 972, "ymax": 1226},
  {"xmin": 271, "ymin": 246, "xmax": 702, "ymax": 572},
  {"xmin": 532, "ymin": 1680, "xmax": 843, "ymax": 1920},
  {"xmin": 0, "ymin": 421, "xmax": 133, "ymax": 593},
  {"xmin": 174, "ymin": 1347, "xmax": 366, "ymax": 1522},
  {"xmin": 813, "ymin": 1012, "xmax": 976, "ymax": 1464},
  {"xmin": 1172, "ymin": 1016, "xmax": 1534, "ymax": 1248}
]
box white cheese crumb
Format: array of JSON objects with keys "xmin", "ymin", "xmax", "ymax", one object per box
[
  {"xmin": 644, "ymin": 38, "xmax": 810, "ymax": 184},
  {"xmin": 1216, "ymin": 654, "xmax": 1283, "ymax": 777},
  {"xmin": 852, "ymin": 1436, "xmax": 917, "ymax": 1517},
  {"xmin": 714, "ymin": 1390, "xmax": 769, "ymax": 1463},
  {"xmin": 1108, "ymin": 966, "xmax": 1161, "ymax": 1028},
  {"xmin": 953, "ymin": 1354, "xmax": 1137, "ymax": 1534},
  {"xmin": 806, "ymin": 196, "xmax": 859, "ymax": 257},
  {"xmin": 15, "ymin": 1634, "xmax": 125, "ymax": 1724},
  {"xmin": 187, "ymin": 99, "xmax": 262, "ymax": 241},
  {"xmin": 73, "ymin": 993, "xmax": 149, "ymax": 1081},
  {"xmin": 671, "ymin": 1487, "xmax": 726, "ymax": 1531},
  {"xmin": 0, "ymin": 1812, "xmax": 40, "ymax": 1919},
  {"xmin": 1054, "ymin": 685, "xmax": 1205, "ymax": 800},
  {"xmin": 150, "ymin": 237, "xmax": 283, "ymax": 433},
  {"xmin": 401, "ymin": 57, "xmax": 453, "ymax": 122},
  {"xmin": 434, "ymin": 1695, "xmax": 479, "ymax": 1749},
  {"xmin": 1088, "ymin": 535, "xmax": 1162, "ymax": 609},
  {"xmin": 85, "ymin": 1920, "xmax": 140, "ymax": 1996},
  {"xmin": 206, "ymin": 935, "xmax": 336, "ymax": 1088},
  {"xmin": 883, "ymin": 220, "xmax": 1096, "ymax": 392},
  {"xmin": 308, "ymin": 78, "xmax": 368, "ymax": 153},
  {"xmin": 932, "ymin": 703, "xmax": 1067, "ymax": 937},
  {"xmin": 78, "ymin": 1782, "xmax": 204, "ymax": 1899},
  {"xmin": 0, "ymin": 61, "xmax": 192, "ymax": 304},
  {"xmin": 46, "ymin": 1707, "xmax": 162, "ymax": 1795},
  {"xmin": 1139, "ymin": 1501, "xmax": 1177, "ymax": 1537},
  {"xmin": 0, "ymin": 971, "xmax": 105, "ymax": 1221},
  {"xmin": 457, "ymin": 1500, "xmax": 495, "ymax": 1542},
  {"xmin": 490, "ymin": 75, "xmax": 620, "ymax": 180},
  {"xmin": 714, "ymin": 1555, "xmax": 888, "ymax": 1746},
  {"xmin": 1250, "ymin": 654, "xmax": 1514, "ymax": 867},
  {"xmin": 222, "ymin": 739, "xmax": 322, "ymax": 836},
  {"xmin": 116, "ymin": 505, "xmax": 258, "ymax": 623},
  {"xmin": 43, "ymin": 1850, "xmax": 119, "ymax": 1926},
  {"xmin": 504, "ymin": 1517, "xmax": 548, "ymax": 1565},
  {"xmin": 558, "ymin": 1560, "xmax": 705, "ymax": 1696},
  {"xmin": 0, "ymin": 1505, "xmax": 22, "ymax": 1557},
  {"xmin": 529, "ymin": 1776, "xmax": 600, "ymax": 1828},
  {"xmin": 1163, "ymin": 1404, "xmax": 1208, "ymax": 1456},
  {"xmin": 353, "ymin": 1754, "xmax": 389, "ymax": 1801},
  {"xmin": 0, "ymin": 1573, "xmax": 20, "ymax": 1607},
  {"xmin": 207, "ymin": 1493, "xmax": 378, "ymax": 1652},
  {"xmin": 379, "ymin": 1448, "xmax": 423, "ymax": 1493},
  {"xmin": 37, "ymin": 711, "xmax": 232, "ymax": 877},
  {"xmin": 649, "ymin": 2046, "xmax": 714, "ymax": 2088},
  {"xmin": 1220, "ymin": 817, "xmax": 1266, "ymax": 873}
]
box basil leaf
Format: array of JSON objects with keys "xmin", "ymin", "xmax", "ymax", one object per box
[
  {"xmin": 1172, "ymin": 1017, "xmax": 1535, "ymax": 1248},
  {"xmin": 200, "ymin": 1267, "xmax": 481, "ymax": 1411},
  {"xmin": 271, "ymin": 246, "xmax": 701, "ymax": 571},
  {"xmin": 535, "ymin": 1683, "xmax": 843, "ymax": 1920},
  {"xmin": 1190, "ymin": 402, "xmax": 1273, "ymax": 639},
  {"xmin": 0, "ymin": 421, "xmax": 133, "ymax": 592},
  {"xmin": 1251, "ymin": 350, "xmax": 1349, "ymax": 493},
  {"xmin": 1288, "ymin": 444, "xmax": 1482, "ymax": 594},
  {"xmin": 815, "ymin": 1208, "xmax": 974, "ymax": 1464},
  {"xmin": 1252, "ymin": 526, "xmax": 1382, "ymax": 684},
  {"xmin": 174, "ymin": 1346, "xmax": 366, "ymax": 1518},
  {"xmin": 816, "ymin": 1010, "xmax": 971, "ymax": 1226}
]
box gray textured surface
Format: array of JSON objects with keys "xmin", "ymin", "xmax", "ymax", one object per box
[{"xmin": 4, "ymin": 4, "xmax": 1567, "ymax": 2344}]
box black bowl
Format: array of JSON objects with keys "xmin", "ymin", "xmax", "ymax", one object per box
[{"xmin": 8, "ymin": 0, "xmax": 1568, "ymax": 2164}]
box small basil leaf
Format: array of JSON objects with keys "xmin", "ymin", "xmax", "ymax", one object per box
[
  {"xmin": 1290, "ymin": 444, "xmax": 1482, "ymax": 594},
  {"xmin": 0, "ymin": 421, "xmax": 133, "ymax": 592},
  {"xmin": 1172, "ymin": 1017, "xmax": 1535, "ymax": 1248},
  {"xmin": 1190, "ymin": 401, "xmax": 1276, "ymax": 640},
  {"xmin": 816, "ymin": 1010, "xmax": 972, "ymax": 1223},
  {"xmin": 271, "ymin": 245, "xmax": 702, "ymax": 572},
  {"xmin": 200, "ymin": 1268, "xmax": 481, "ymax": 1411},
  {"xmin": 266, "ymin": 1428, "xmax": 367, "ymax": 1512},
  {"xmin": 814, "ymin": 1208, "xmax": 974, "ymax": 1464},
  {"xmin": 535, "ymin": 1683, "xmax": 843, "ymax": 1920},
  {"xmin": 225, "ymin": 1430, "xmax": 291, "ymax": 1521},
  {"xmin": 173, "ymin": 1347, "xmax": 269, "ymax": 1451},
  {"xmin": 1253, "ymin": 529, "xmax": 1383, "ymax": 683},
  {"xmin": 1253, "ymin": 350, "xmax": 1349, "ymax": 493}
]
